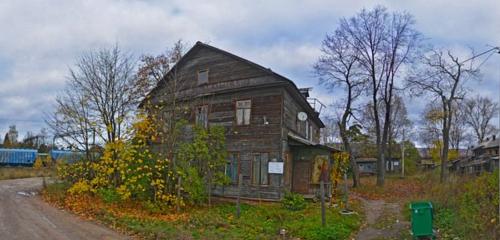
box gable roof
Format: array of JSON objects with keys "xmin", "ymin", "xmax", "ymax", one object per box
[{"xmin": 145, "ymin": 41, "xmax": 325, "ymax": 128}]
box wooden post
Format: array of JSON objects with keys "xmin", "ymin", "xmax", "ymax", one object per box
[
  {"xmin": 236, "ymin": 173, "xmax": 242, "ymax": 218},
  {"xmin": 320, "ymin": 179, "xmax": 326, "ymax": 227}
]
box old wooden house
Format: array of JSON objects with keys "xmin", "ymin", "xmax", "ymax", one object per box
[
  {"xmin": 454, "ymin": 135, "xmax": 499, "ymax": 175},
  {"xmin": 145, "ymin": 42, "xmax": 338, "ymax": 200}
]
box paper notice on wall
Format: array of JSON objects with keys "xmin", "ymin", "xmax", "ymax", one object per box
[{"xmin": 268, "ymin": 162, "xmax": 284, "ymax": 174}]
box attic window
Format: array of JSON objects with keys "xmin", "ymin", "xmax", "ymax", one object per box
[{"xmin": 198, "ymin": 69, "xmax": 209, "ymax": 85}]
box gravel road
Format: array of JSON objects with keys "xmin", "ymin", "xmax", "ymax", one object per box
[{"xmin": 0, "ymin": 177, "xmax": 126, "ymax": 240}]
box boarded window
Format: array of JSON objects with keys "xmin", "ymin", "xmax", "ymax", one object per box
[
  {"xmin": 252, "ymin": 153, "xmax": 269, "ymax": 185},
  {"xmin": 225, "ymin": 153, "xmax": 239, "ymax": 184},
  {"xmin": 236, "ymin": 100, "xmax": 251, "ymax": 125},
  {"xmin": 198, "ymin": 69, "xmax": 209, "ymax": 85},
  {"xmin": 195, "ymin": 105, "xmax": 208, "ymax": 128}
]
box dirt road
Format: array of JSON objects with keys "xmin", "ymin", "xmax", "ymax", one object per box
[
  {"xmin": 353, "ymin": 194, "xmax": 411, "ymax": 240},
  {"xmin": 0, "ymin": 177, "xmax": 126, "ymax": 240}
]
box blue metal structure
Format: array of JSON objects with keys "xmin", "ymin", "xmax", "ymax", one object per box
[
  {"xmin": 0, "ymin": 149, "xmax": 85, "ymax": 166},
  {"xmin": 0, "ymin": 148, "xmax": 38, "ymax": 166},
  {"xmin": 49, "ymin": 150, "xmax": 84, "ymax": 163}
]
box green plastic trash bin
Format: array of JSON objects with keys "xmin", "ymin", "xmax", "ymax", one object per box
[{"xmin": 410, "ymin": 201, "xmax": 435, "ymax": 239}]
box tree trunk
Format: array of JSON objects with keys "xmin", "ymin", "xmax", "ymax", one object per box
[
  {"xmin": 440, "ymin": 100, "xmax": 451, "ymax": 182},
  {"xmin": 340, "ymin": 133, "xmax": 360, "ymax": 188}
]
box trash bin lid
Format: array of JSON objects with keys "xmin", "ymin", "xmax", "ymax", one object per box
[{"xmin": 410, "ymin": 201, "xmax": 433, "ymax": 210}]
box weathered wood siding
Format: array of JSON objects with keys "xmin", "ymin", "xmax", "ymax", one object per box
[
  {"xmin": 209, "ymin": 88, "xmax": 284, "ymax": 199},
  {"xmin": 282, "ymin": 90, "xmax": 320, "ymax": 143}
]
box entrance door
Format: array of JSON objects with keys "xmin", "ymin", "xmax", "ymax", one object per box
[{"xmin": 292, "ymin": 160, "xmax": 310, "ymax": 194}]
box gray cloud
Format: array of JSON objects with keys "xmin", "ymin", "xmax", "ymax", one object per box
[{"xmin": 0, "ymin": 0, "xmax": 499, "ymax": 140}]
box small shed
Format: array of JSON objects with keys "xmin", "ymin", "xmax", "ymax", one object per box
[{"xmin": 356, "ymin": 157, "xmax": 377, "ymax": 175}]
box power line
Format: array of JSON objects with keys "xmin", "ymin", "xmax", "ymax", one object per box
[{"xmin": 415, "ymin": 46, "xmax": 500, "ymax": 82}]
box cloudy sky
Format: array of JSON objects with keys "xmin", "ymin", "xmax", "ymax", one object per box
[{"xmin": 0, "ymin": 0, "xmax": 499, "ymax": 141}]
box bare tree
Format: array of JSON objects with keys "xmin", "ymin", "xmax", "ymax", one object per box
[
  {"xmin": 361, "ymin": 95, "xmax": 412, "ymax": 170},
  {"xmin": 314, "ymin": 28, "xmax": 364, "ymax": 187},
  {"xmin": 137, "ymin": 40, "xmax": 186, "ymax": 98},
  {"xmin": 46, "ymin": 86, "xmax": 95, "ymax": 160},
  {"xmin": 462, "ymin": 95, "xmax": 498, "ymax": 142},
  {"xmin": 47, "ymin": 45, "xmax": 141, "ymax": 156},
  {"xmin": 339, "ymin": 6, "xmax": 420, "ymax": 186},
  {"xmin": 407, "ymin": 49, "xmax": 480, "ymax": 182},
  {"xmin": 449, "ymin": 101, "xmax": 468, "ymax": 150}
]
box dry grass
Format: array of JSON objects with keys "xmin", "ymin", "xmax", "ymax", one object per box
[
  {"xmin": 0, "ymin": 166, "xmax": 55, "ymax": 180},
  {"xmin": 350, "ymin": 173, "xmax": 426, "ymax": 203}
]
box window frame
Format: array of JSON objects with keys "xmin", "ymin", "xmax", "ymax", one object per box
[
  {"xmin": 225, "ymin": 152, "xmax": 240, "ymax": 185},
  {"xmin": 195, "ymin": 104, "xmax": 209, "ymax": 128},
  {"xmin": 197, "ymin": 69, "xmax": 209, "ymax": 85},
  {"xmin": 235, "ymin": 99, "xmax": 252, "ymax": 126},
  {"xmin": 252, "ymin": 152, "xmax": 270, "ymax": 186}
]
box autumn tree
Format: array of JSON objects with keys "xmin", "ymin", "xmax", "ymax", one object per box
[
  {"xmin": 462, "ymin": 95, "xmax": 498, "ymax": 142},
  {"xmin": 407, "ymin": 49, "xmax": 480, "ymax": 182},
  {"xmin": 138, "ymin": 40, "xmax": 189, "ymax": 200},
  {"xmin": 314, "ymin": 27, "xmax": 364, "ymax": 187},
  {"xmin": 338, "ymin": 6, "xmax": 420, "ymax": 186}
]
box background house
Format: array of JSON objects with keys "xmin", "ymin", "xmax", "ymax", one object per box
[{"xmin": 454, "ymin": 135, "xmax": 499, "ymax": 175}]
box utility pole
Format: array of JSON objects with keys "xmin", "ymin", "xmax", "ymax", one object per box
[
  {"xmin": 401, "ymin": 129, "xmax": 405, "ymax": 178},
  {"xmin": 496, "ymin": 46, "xmax": 500, "ymax": 227}
]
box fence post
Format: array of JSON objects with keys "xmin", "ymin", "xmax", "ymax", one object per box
[{"xmin": 236, "ymin": 173, "xmax": 242, "ymax": 218}]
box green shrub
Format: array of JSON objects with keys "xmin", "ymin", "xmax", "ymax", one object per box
[
  {"xmin": 97, "ymin": 188, "xmax": 122, "ymax": 204},
  {"xmin": 282, "ymin": 191, "xmax": 307, "ymax": 211},
  {"xmin": 43, "ymin": 182, "xmax": 71, "ymax": 205}
]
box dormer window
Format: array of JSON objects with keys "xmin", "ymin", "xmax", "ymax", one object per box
[{"xmin": 198, "ymin": 69, "xmax": 209, "ymax": 85}]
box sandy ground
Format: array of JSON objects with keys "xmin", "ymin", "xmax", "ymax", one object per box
[{"xmin": 0, "ymin": 177, "xmax": 127, "ymax": 240}]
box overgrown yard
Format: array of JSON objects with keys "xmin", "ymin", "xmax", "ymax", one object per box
[
  {"xmin": 43, "ymin": 182, "xmax": 362, "ymax": 240},
  {"xmin": 0, "ymin": 166, "xmax": 54, "ymax": 180},
  {"xmin": 351, "ymin": 171, "xmax": 500, "ymax": 240}
]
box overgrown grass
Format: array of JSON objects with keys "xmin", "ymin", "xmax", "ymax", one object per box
[
  {"xmin": 42, "ymin": 183, "xmax": 363, "ymax": 240},
  {"xmin": 0, "ymin": 166, "xmax": 54, "ymax": 180},
  {"xmin": 352, "ymin": 170, "xmax": 500, "ymax": 239},
  {"xmin": 400, "ymin": 170, "xmax": 499, "ymax": 239}
]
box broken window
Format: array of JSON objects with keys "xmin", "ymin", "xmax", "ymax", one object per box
[
  {"xmin": 236, "ymin": 100, "xmax": 251, "ymax": 125},
  {"xmin": 252, "ymin": 153, "xmax": 269, "ymax": 185},
  {"xmin": 195, "ymin": 105, "xmax": 208, "ymax": 128},
  {"xmin": 198, "ymin": 69, "xmax": 209, "ymax": 85}
]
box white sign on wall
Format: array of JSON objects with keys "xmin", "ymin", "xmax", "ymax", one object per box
[{"xmin": 268, "ymin": 162, "xmax": 284, "ymax": 174}]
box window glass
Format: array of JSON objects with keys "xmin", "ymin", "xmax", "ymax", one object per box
[
  {"xmin": 195, "ymin": 105, "xmax": 208, "ymax": 128},
  {"xmin": 252, "ymin": 153, "xmax": 269, "ymax": 185},
  {"xmin": 225, "ymin": 153, "xmax": 239, "ymax": 184},
  {"xmin": 252, "ymin": 154, "xmax": 260, "ymax": 184},
  {"xmin": 198, "ymin": 69, "xmax": 209, "ymax": 85},
  {"xmin": 236, "ymin": 100, "xmax": 251, "ymax": 125},
  {"xmin": 260, "ymin": 153, "xmax": 269, "ymax": 185}
]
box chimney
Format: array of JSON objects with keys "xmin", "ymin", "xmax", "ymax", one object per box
[{"xmin": 298, "ymin": 88, "xmax": 312, "ymax": 98}]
